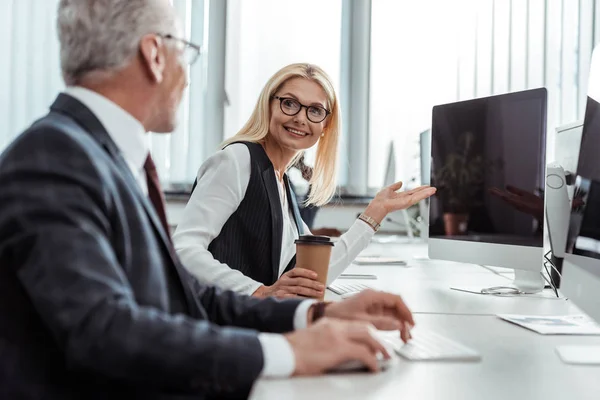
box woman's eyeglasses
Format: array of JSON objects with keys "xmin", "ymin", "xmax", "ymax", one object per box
[{"xmin": 272, "ymin": 96, "xmax": 330, "ymax": 123}]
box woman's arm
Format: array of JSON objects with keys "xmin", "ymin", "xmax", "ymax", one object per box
[
  {"xmin": 173, "ymin": 144, "xmax": 262, "ymax": 295},
  {"xmin": 309, "ymin": 219, "xmax": 374, "ymax": 285},
  {"xmin": 303, "ymin": 182, "xmax": 437, "ymax": 284}
]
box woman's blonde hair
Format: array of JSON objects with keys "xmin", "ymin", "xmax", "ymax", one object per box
[{"xmin": 221, "ymin": 63, "xmax": 341, "ymax": 207}]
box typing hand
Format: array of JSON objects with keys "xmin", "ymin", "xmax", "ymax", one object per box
[
  {"xmin": 322, "ymin": 289, "xmax": 414, "ymax": 343},
  {"xmin": 252, "ymin": 268, "xmax": 325, "ymax": 298},
  {"xmin": 284, "ymin": 318, "xmax": 390, "ymax": 375}
]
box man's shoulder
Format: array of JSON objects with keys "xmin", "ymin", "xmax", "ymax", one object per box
[{"xmin": 1, "ymin": 111, "xmax": 101, "ymax": 167}]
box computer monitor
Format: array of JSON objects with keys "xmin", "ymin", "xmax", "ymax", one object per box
[
  {"xmin": 561, "ymin": 46, "xmax": 600, "ymax": 324},
  {"xmin": 428, "ymin": 88, "xmax": 548, "ymax": 292},
  {"xmin": 554, "ymin": 121, "xmax": 583, "ymax": 180}
]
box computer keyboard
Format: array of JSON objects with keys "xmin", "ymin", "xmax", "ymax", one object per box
[
  {"xmin": 328, "ymin": 282, "xmax": 372, "ymax": 296},
  {"xmin": 377, "ymin": 328, "xmax": 481, "ymax": 362}
]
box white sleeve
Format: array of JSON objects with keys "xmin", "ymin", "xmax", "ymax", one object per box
[
  {"xmin": 257, "ymin": 298, "xmax": 315, "ymax": 378},
  {"xmin": 325, "ymin": 219, "xmax": 375, "ymax": 285},
  {"xmin": 172, "ymin": 144, "xmax": 262, "ymax": 295},
  {"xmin": 301, "ymin": 220, "xmax": 312, "ymax": 235},
  {"xmin": 257, "ymin": 333, "xmax": 295, "ymax": 378}
]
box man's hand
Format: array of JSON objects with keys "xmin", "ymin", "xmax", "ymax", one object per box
[
  {"xmin": 252, "ymin": 268, "xmax": 324, "ymax": 298},
  {"xmin": 284, "ymin": 318, "xmax": 390, "ymax": 375},
  {"xmin": 321, "ymin": 290, "xmax": 414, "ymax": 343}
]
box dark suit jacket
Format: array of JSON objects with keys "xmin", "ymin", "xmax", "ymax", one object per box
[{"xmin": 0, "ymin": 94, "xmax": 303, "ymax": 399}]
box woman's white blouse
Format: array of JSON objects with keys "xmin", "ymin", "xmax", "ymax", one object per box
[{"xmin": 172, "ymin": 143, "xmax": 375, "ymax": 295}]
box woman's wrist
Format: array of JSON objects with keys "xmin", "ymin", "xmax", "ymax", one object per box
[{"xmin": 362, "ymin": 202, "xmax": 387, "ymax": 225}]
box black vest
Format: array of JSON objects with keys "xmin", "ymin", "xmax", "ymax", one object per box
[{"xmin": 194, "ymin": 142, "xmax": 305, "ymax": 285}]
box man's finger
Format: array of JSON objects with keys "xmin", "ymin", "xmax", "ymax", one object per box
[
  {"xmin": 347, "ymin": 324, "xmax": 390, "ymax": 359},
  {"xmin": 377, "ymin": 293, "xmax": 415, "ymax": 326},
  {"xmin": 363, "ymin": 315, "xmax": 402, "ymax": 331},
  {"xmin": 400, "ymin": 323, "xmax": 411, "ymax": 343},
  {"xmin": 342, "ymin": 343, "xmax": 381, "ymax": 372}
]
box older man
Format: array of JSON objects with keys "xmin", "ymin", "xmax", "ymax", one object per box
[{"xmin": 0, "ymin": 1, "xmax": 414, "ymax": 399}]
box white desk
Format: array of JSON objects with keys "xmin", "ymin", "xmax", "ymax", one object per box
[
  {"xmin": 251, "ymin": 238, "xmax": 599, "ymax": 399},
  {"xmin": 332, "ymin": 241, "xmax": 580, "ymax": 316},
  {"xmin": 251, "ymin": 314, "xmax": 600, "ymax": 400}
]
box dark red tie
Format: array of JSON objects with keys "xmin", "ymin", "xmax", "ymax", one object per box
[{"xmin": 144, "ymin": 155, "xmax": 171, "ymax": 241}]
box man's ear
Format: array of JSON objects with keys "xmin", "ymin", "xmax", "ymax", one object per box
[{"xmin": 139, "ymin": 34, "xmax": 166, "ymax": 84}]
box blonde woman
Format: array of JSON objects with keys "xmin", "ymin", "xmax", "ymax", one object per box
[{"xmin": 173, "ymin": 63, "xmax": 435, "ymax": 298}]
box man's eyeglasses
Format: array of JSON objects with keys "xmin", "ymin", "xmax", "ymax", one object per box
[
  {"xmin": 272, "ymin": 96, "xmax": 330, "ymax": 123},
  {"xmin": 159, "ymin": 34, "xmax": 201, "ymax": 65}
]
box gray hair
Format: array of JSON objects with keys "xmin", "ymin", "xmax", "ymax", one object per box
[{"xmin": 57, "ymin": 0, "xmax": 178, "ymax": 85}]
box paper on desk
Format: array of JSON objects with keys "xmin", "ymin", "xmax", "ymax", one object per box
[
  {"xmin": 354, "ymin": 256, "xmax": 407, "ymax": 266},
  {"xmin": 497, "ymin": 314, "xmax": 600, "ymax": 335}
]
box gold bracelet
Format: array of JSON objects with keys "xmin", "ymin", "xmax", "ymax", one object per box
[{"xmin": 358, "ymin": 213, "xmax": 381, "ymax": 232}]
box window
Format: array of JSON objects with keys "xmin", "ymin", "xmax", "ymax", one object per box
[
  {"xmin": 150, "ymin": 0, "xmax": 208, "ymax": 184},
  {"xmin": 368, "ymin": 0, "xmax": 592, "ymax": 191},
  {"xmin": 0, "ymin": 0, "xmax": 207, "ymax": 186},
  {"xmin": 1, "ymin": 0, "xmax": 598, "ymax": 194},
  {"xmin": 0, "ymin": 0, "xmax": 63, "ymax": 150},
  {"xmin": 369, "ymin": 0, "xmax": 463, "ymax": 189},
  {"xmin": 224, "ymin": 0, "xmax": 342, "ymax": 169}
]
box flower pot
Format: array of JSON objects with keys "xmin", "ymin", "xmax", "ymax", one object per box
[{"xmin": 443, "ymin": 213, "xmax": 469, "ymax": 236}]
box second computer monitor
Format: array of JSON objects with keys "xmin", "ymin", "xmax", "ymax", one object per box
[
  {"xmin": 428, "ymin": 88, "xmax": 548, "ymax": 291},
  {"xmin": 561, "ymin": 46, "xmax": 600, "ymax": 323}
]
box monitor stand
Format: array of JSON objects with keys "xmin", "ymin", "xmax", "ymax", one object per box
[
  {"xmin": 512, "ymin": 269, "xmax": 545, "ymax": 293},
  {"xmin": 450, "ymin": 267, "xmax": 545, "ymax": 295}
]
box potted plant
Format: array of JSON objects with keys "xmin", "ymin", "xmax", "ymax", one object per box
[{"xmin": 433, "ymin": 131, "xmax": 500, "ymax": 235}]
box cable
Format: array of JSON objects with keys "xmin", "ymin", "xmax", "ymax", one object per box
[{"xmin": 542, "ymin": 250, "xmax": 561, "ymax": 298}]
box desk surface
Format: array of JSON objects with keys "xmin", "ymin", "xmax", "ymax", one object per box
[
  {"xmin": 332, "ymin": 241, "xmax": 580, "ymax": 316},
  {"xmin": 252, "ymin": 238, "xmax": 599, "ymax": 399},
  {"xmin": 251, "ymin": 314, "xmax": 600, "ymax": 400}
]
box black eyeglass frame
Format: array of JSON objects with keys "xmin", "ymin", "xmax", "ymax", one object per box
[
  {"xmin": 272, "ymin": 95, "xmax": 331, "ymax": 123},
  {"xmin": 158, "ymin": 33, "xmax": 201, "ymax": 65}
]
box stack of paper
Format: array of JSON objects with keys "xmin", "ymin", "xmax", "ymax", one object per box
[{"xmin": 497, "ymin": 314, "xmax": 600, "ymax": 335}]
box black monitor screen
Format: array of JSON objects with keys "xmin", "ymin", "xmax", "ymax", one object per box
[
  {"xmin": 566, "ymin": 92, "xmax": 600, "ymax": 260},
  {"xmin": 429, "ymin": 88, "xmax": 547, "ymax": 247}
]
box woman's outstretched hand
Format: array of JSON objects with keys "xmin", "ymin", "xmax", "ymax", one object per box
[{"xmin": 362, "ymin": 182, "xmax": 436, "ymax": 225}]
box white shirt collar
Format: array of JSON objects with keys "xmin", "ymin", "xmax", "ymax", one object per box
[{"xmin": 64, "ymin": 86, "xmax": 149, "ymax": 173}]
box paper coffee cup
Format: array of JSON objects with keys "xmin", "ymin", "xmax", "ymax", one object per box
[{"xmin": 294, "ymin": 235, "xmax": 334, "ymax": 299}]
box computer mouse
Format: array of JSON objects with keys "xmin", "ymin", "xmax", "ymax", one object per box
[{"xmin": 329, "ymin": 352, "xmax": 397, "ymax": 373}]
